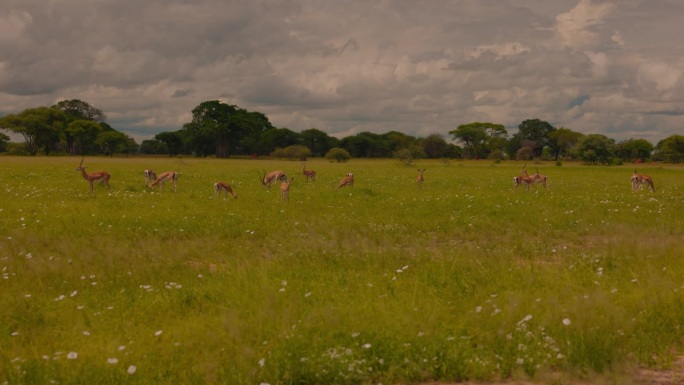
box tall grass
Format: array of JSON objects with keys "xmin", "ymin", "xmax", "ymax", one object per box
[{"xmin": 1, "ymin": 156, "xmax": 683, "ymax": 384}]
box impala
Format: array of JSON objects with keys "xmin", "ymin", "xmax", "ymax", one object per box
[
  {"xmin": 337, "ymin": 173, "xmax": 354, "ymax": 189},
  {"xmin": 302, "ymin": 162, "xmax": 316, "ymax": 182},
  {"xmin": 531, "ymin": 167, "xmax": 547, "ymax": 188},
  {"xmin": 258, "ymin": 170, "xmax": 287, "ymax": 188},
  {"xmin": 513, "ymin": 164, "xmax": 536, "ymax": 191},
  {"xmin": 144, "ymin": 169, "xmax": 157, "ymax": 184},
  {"xmin": 149, "ymin": 171, "xmax": 178, "ymax": 192},
  {"xmin": 214, "ymin": 182, "xmax": 238, "ymax": 199},
  {"xmin": 631, "ymin": 170, "xmax": 656, "ymax": 192},
  {"xmin": 417, "ymin": 169, "xmax": 425, "ymax": 188},
  {"xmin": 280, "ymin": 176, "xmax": 294, "ymax": 202},
  {"xmin": 76, "ymin": 158, "xmax": 111, "ymax": 192}
]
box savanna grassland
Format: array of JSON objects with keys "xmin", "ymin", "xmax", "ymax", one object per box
[{"xmin": 1, "ymin": 156, "xmax": 683, "ymax": 385}]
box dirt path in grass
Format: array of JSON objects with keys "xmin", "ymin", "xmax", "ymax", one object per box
[{"xmin": 416, "ymin": 355, "xmax": 684, "ymax": 385}]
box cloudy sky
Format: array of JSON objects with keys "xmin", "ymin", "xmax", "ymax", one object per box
[{"xmin": 1, "ymin": 0, "xmax": 683, "ymax": 144}]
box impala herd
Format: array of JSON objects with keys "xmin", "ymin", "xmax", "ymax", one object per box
[{"xmin": 75, "ymin": 159, "xmax": 657, "ymax": 198}]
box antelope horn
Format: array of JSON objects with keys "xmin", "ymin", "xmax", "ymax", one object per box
[{"xmin": 79, "ymin": 158, "xmax": 84, "ymax": 167}]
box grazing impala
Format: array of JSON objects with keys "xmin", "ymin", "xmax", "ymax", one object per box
[
  {"xmin": 280, "ymin": 176, "xmax": 294, "ymax": 202},
  {"xmin": 631, "ymin": 170, "xmax": 655, "ymax": 192},
  {"xmin": 214, "ymin": 182, "xmax": 238, "ymax": 199},
  {"xmin": 258, "ymin": 170, "xmax": 287, "ymax": 188},
  {"xmin": 337, "ymin": 173, "xmax": 354, "ymax": 189},
  {"xmin": 302, "ymin": 162, "xmax": 316, "ymax": 182},
  {"xmin": 417, "ymin": 169, "xmax": 425, "ymax": 188},
  {"xmin": 149, "ymin": 171, "xmax": 178, "ymax": 192},
  {"xmin": 76, "ymin": 158, "xmax": 111, "ymax": 192},
  {"xmin": 144, "ymin": 169, "xmax": 157, "ymax": 184}
]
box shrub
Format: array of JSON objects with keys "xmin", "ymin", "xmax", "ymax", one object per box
[{"xmin": 325, "ymin": 147, "xmax": 351, "ymax": 163}]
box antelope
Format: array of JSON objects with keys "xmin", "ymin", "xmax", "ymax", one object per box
[
  {"xmin": 280, "ymin": 176, "xmax": 294, "ymax": 202},
  {"xmin": 214, "ymin": 182, "xmax": 238, "ymax": 199},
  {"xmin": 258, "ymin": 170, "xmax": 287, "ymax": 188},
  {"xmin": 337, "ymin": 173, "xmax": 354, "ymax": 189},
  {"xmin": 417, "ymin": 169, "xmax": 425, "ymax": 188},
  {"xmin": 149, "ymin": 171, "xmax": 178, "ymax": 192},
  {"xmin": 531, "ymin": 167, "xmax": 547, "ymax": 188},
  {"xmin": 513, "ymin": 164, "xmax": 536, "ymax": 191},
  {"xmin": 75, "ymin": 158, "xmax": 111, "ymax": 192},
  {"xmin": 302, "ymin": 162, "xmax": 316, "ymax": 182},
  {"xmin": 144, "ymin": 169, "xmax": 157, "ymax": 184},
  {"xmin": 631, "ymin": 170, "xmax": 655, "ymax": 192}
]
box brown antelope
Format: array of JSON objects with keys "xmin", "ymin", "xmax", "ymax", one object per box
[
  {"xmin": 337, "ymin": 173, "xmax": 354, "ymax": 189},
  {"xmin": 302, "ymin": 162, "xmax": 316, "ymax": 182},
  {"xmin": 214, "ymin": 182, "xmax": 238, "ymax": 199},
  {"xmin": 531, "ymin": 167, "xmax": 547, "ymax": 188},
  {"xmin": 513, "ymin": 164, "xmax": 536, "ymax": 191},
  {"xmin": 76, "ymin": 158, "xmax": 111, "ymax": 192},
  {"xmin": 631, "ymin": 170, "xmax": 655, "ymax": 192},
  {"xmin": 280, "ymin": 176, "xmax": 294, "ymax": 202},
  {"xmin": 149, "ymin": 171, "xmax": 178, "ymax": 192},
  {"xmin": 417, "ymin": 169, "xmax": 425, "ymax": 188},
  {"xmin": 258, "ymin": 170, "xmax": 287, "ymax": 188},
  {"xmin": 144, "ymin": 169, "xmax": 157, "ymax": 184}
]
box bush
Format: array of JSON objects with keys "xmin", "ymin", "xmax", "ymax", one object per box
[
  {"xmin": 515, "ymin": 146, "xmax": 533, "ymax": 161},
  {"xmin": 271, "ymin": 145, "xmax": 312, "ymax": 160},
  {"xmin": 325, "ymin": 147, "xmax": 351, "ymax": 163}
]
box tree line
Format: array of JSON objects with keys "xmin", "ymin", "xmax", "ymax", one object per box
[{"xmin": 2, "ymin": 99, "xmax": 683, "ymax": 163}]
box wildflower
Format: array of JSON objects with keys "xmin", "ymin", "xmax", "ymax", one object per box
[
  {"xmin": 107, "ymin": 358, "xmax": 118, "ymax": 364},
  {"xmin": 258, "ymin": 358, "xmax": 266, "ymax": 367},
  {"xmin": 67, "ymin": 352, "xmax": 78, "ymax": 360},
  {"xmin": 562, "ymin": 318, "xmax": 571, "ymax": 326},
  {"xmin": 475, "ymin": 306, "xmax": 482, "ymax": 313},
  {"xmin": 127, "ymin": 365, "xmax": 137, "ymax": 374},
  {"xmin": 362, "ymin": 343, "xmax": 371, "ymax": 349},
  {"xmin": 155, "ymin": 330, "xmax": 163, "ymax": 336}
]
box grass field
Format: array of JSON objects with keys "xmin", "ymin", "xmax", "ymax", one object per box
[{"xmin": 1, "ymin": 156, "xmax": 683, "ymax": 384}]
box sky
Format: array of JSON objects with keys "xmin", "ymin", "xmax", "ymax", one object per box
[{"xmin": 1, "ymin": 0, "xmax": 683, "ymax": 145}]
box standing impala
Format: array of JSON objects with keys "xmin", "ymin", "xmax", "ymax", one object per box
[
  {"xmin": 258, "ymin": 170, "xmax": 287, "ymax": 188},
  {"xmin": 149, "ymin": 171, "xmax": 178, "ymax": 192},
  {"xmin": 337, "ymin": 173, "xmax": 354, "ymax": 189},
  {"xmin": 513, "ymin": 164, "xmax": 536, "ymax": 191},
  {"xmin": 631, "ymin": 170, "xmax": 656, "ymax": 192},
  {"xmin": 76, "ymin": 158, "xmax": 111, "ymax": 192},
  {"xmin": 302, "ymin": 162, "xmax": 316, "ymax": 182},
  {"xmin": 280, "ymin": 176, "xmax": 294, "ymax": 202},
  {"xmin": 531, "ymin": 167, "xmax": 547, "ymax": 188},
  {"xmin": 214, "ymin": 182, "xmax": 238, "ymax": 199},
  {"xmin": 417, "ymin": 169, "xmax": 425, "ymax": 188}
]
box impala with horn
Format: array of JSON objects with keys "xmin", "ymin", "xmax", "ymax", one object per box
[
  {"xmin": 513, "ymin": 164, "xmax": 536, "ymax": 191},
  {"xmin": 76, "ymin": 158, "xmax": 111, "ymax": 192},
  {"xmin": 280, "ymin": 176, "xmax": 294, "ymax": 202}
]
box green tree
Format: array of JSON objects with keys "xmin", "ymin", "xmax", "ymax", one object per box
[
  {"xmin": 0, "ymin": 132, "xmax": 9, "ymax": 152},
  {"xmin": 300, "ymin": 128, "xmax": 338, "ymax": 157},
  {"xmin": 421, "ymin": 134, "xmax": 450, "ymax": 158},
  {"xmin": 272, "ymin": 145, "xmax": 312, "ymax": 160},
  {"xmin": 52, "ymin": 99, "xmax": 107, "ymax": 122},
  {"xmin": 654, "ymin": 135, "xmax": 684, "ymax": 163},
  {"xmin": 0, "ymin": 107, "xmax": 68, "ymax": 155},
  {"xmin": 96, "ymin": 130, "xmax": 128, "ymax": 157},
  {"xmin": 572, "ymin": 134, "xmax": 616, "ymax": 165},
  {"xmin": 155, "ymin": 131, "xmax": 186, "ymax": 157},
  {"xmin": 140, "ymin": 139, "xmax": 168, "ymax": 155},
  {"xmin": 510, "ymin": 119, "xmax": 556, "ymax": 158},
  {"xmin": 449, "ymin": 123, "xmax": 489, "ymax": 159},
  {"xmin": 256, "ymin": 127, "xmax": 301, "ymax": 155},
  {"xmin": 615, "ymin": 139, "xmax": 654, "ymax": 162},
  {"xmin": 340, "ymin": 132, "xmax": 389, "ymax": 158},
  {"xmin": 548, "ymin": 127, "xmax": 584, "ymax": 160},
  {"xmin": 66, "ymin": 120, "xmax": 102, "ymax": 155}
]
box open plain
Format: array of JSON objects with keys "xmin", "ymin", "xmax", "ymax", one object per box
[{"xmin": 1, "ymin": 157, "xmax": 683, "ymax": 385}]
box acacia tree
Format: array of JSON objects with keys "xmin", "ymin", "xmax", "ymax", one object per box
[
  {"xmin": 572, "ymin": 134, "xmax": 616, "ymax": 165},
  {"xmin": 66, "ymin": 120, "xmax": 102, "ymax": 155},
  {"xmin": 0, "ymin": 107, "xmax": 68, "ymax": 155},
  {"xmin": 53, "ymin": 99, "xmax": 108, "ymax": 155},
  {"xmin": 548, "ymin": 127, "xmax": 584, "ymax": 160},
  {"xmin": 615, "ymin": 139, "xmax": 654, "ymax": 162},
  {"xmin": 655, "ymin": 135, "xmax": 684, "ymax": 163},
  {"xmin": 449, "ymin": 122, "xmax": 505, "ymax": 159}
]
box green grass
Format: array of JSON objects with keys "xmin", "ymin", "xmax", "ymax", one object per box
[{"xmin": 1, "ymin": 156, "xmax": 683, "ymax": 384}]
